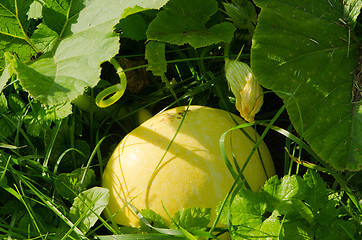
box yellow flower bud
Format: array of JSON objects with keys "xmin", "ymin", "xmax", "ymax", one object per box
[{"xmin": 225, "ymin": 60, "xmax": 263, "ymax": 122}]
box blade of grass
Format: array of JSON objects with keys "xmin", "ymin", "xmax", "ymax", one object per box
[
  {"xmin": 69, "ymin": 110, "xmax": 77, "ymax": 169},
  {"xmin": 161, "ymin": 74, "xmax": 178, "ymax": 103},
  {"xmin": 78, "ymin": 135, "xmax": 111, "ymax": 192},
  {"xmin": 53, "ymin": 148, "xmax": 87, "ymax": 175},
  {"xmin": 62, "ymin": 190, "xmax": 103, "ymax": 240},
  {"xmin": 285, "ymin": 147, "xmax": 327, "ymax": 172},
  {"xmin": 210, "ymin": 104, "xmax": 286, "ymax": 237},
  {"xmin": 219, "ymin": 121, "xmax": 259, "ymax": 180},
  {"xmin": 0, "ymin": 155, "xmax": 11, "ymax": 182},
  {"xmin": 42, "ymin": 119, "xmax": 62, "ymax": 175},
  {"xmin": 1, "ymin": 160, "xmax": 46, "ymax": 239},
  {"xmin": 212, "ymin": 73, "xmax": 273, "ymax": 180},
  {"xmin": 128, "ymin": 203, "xmax": 185, "ymax": 237},
  {"xmin": 0, "ymin": 225, "xmax": 29, "ymax": 239},
  {"xmin": 12, "ymin": 170, "xmax": 87, "ymax": 239},
  {"xmin": 0, "ymin": 113, "xmax": 35, "ymax": 151},
  {"xmin": 96, "ymin": 234, "xmax": 185, "ymax": 239},
  {"xmin": 13, "ymin": 183, "xmax": 44, "ymax": 239},
  {"xmin": 284, "ymin": 124, "xmax": 293, "ymax": 175}
]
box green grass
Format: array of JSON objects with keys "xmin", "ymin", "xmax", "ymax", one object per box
[{"xmin": 1, "ymin": 46, "xmax": 360, "ymax": 239}]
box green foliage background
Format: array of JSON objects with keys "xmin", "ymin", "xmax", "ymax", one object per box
[
  {"xmin": 0, "ymin": 0, "xmax": 361, "ymax": 239},
  {"xmin": 252, "ymin": 0, "xmax": 361, "ymax": 170}
]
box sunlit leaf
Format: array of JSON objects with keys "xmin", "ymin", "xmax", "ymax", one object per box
[
  {"xmin": 30, "ymin": 23, "xmax": 58, "ymax": 53},
  {"xmin": 139, "ymin": 209, "xmax": 167, "ymax": 232},
  {"xmin": 171, "ymin": 207, "xmax": 210, "ymax": 230},
  {"xmin": 42, "ymin": 0, "xmax": 85, "ymax": 36},
  {"xmin": 69, "ymin": 187, "xmax": 109, "ymax": 233},
  {"xmin": 27, "ymin": 0, "xmax": 43, "ymax": 20},
  {"xmin": 343, "ymin": 0, "xmax": 362, "ymax": 27},
  {"xmin": 2, "ymin": 0, "xmax": 170, "ymax": 106},
  {"xmin": 0, "ymin": 0, "xmax": 37, "ymax": 71},
  {"xmin": 0, "ymin": 64, "xmax": 11, "ymax": 92}
]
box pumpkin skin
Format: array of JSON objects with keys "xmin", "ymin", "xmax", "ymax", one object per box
[{"xmin": 102, "ymin": 105, "xmax": 275, "ymax": 227}]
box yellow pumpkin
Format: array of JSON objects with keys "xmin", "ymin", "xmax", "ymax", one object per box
[{"xmin": 102, "ymin": 105, "xmax": 275, "ymax": 228}]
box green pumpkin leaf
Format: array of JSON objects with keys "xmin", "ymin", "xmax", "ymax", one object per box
[
  {"xmin": 0, "ymin": 0, "xmax": 37, "ymax": 72},
  {"xmin": 27, "ymin": 0, "xmax": 43, "ymax": 20},
  {"xmin": 69, "ymin": 187, "xmax": 109, "ymax": 233},
  {"xmin": 171, "ymin": 207, "xmax": 211, "ymax": 230},
  {"xmin": 257, "ymin": 211, "xmax": 281, "ymax": 239},
  {"xmin": 217, "ymin": 189, "xmax": 267, "ymax": 234},
  {"xmin": 302, "ymin": 169, "xmax": 329, "ymax": 210},
  {"xmin": 139, "ymin": 209, "xmax": 167, "ymax": 232},
  {"xmin": 251, "ymin": 0, "xmax": 361, "ymax": 170},
  {"xmin": 30, "ymin": 23, "xmax": 58, "ymax": 53},
  {"xmin": 1, "ymin": 0, "xmax": 170, "ymax": 106},
  {"xmin": 55, "ymin": 168, "xmax": 96, "ymax": 202},
  {"xmin": 0, "ymin": 64, "xmax": 11, "ymax": 92},
  {"xmin": 145, "ymin": 41, "xmax": 167, "ymax": 76},
  {"xmin": 222, "ymin": 0, "xmax": 257, "ymax": 32},
  {"xmin": 41, "ymin": 0, "xmax": 85, "ymax": 36},
  {"xmin": 116, "ymin": 13, "xmax": 148, "ymax": 41},
  {"xmin": 22, "ymin": 101, "xmax": 72, "ymax": 137},
  {"xmin": 220, "ymin": 170, "xmax": 357, "ymax": 240},
  {"xmin": 146, "ymin": 0, "xmax": 236, "ymax": 48}
]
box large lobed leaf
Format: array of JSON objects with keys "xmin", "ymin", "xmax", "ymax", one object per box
[
  {"xmin": 146, "ymin": 0, "xmax": 236, "ymax": 48},
  {"xmin": 251, "ymin": 0, "xmax": 361, "ymax": 170},
  {"xmin": 0, "ymin": 0, "xmax": 37, "ymax": 71},
  {"xmin": 1, "ymin": 0, "xmax": 170, "ymax": 106}
]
